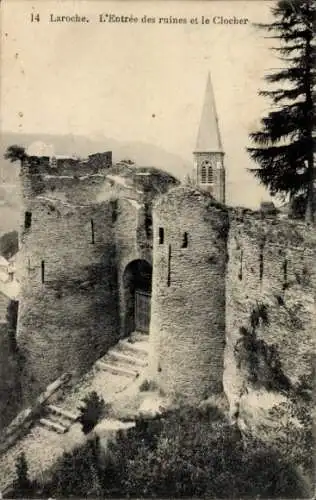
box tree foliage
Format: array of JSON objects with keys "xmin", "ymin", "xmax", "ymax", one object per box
[
  {"xmin": 48, "ymin": 437, "xmax": 103, "ymax": 498},
  {"xmin": 12, "ymin": 453, "xmax": 32, "ymax": 498},
  {"xmin": 13, "ymin": 406, "xmax": 309, "ymax": 498},
  {"xmin": 247, "ymin": 0, "xmax": 315, "ymax": 221},
  {"xmin": 101, "ymin": 406, "xmax": 306, "ymax": 498},
  {"xmin": 78, "ymin": 391, "xmax": 105, "ymax": 435},
  {"xmin": 4, "ymin": 145, "xmax": 27, "ymax": 165},
  {"xmin": 0, "ymin": 231, "xmax": 19, "ymax": 260}
]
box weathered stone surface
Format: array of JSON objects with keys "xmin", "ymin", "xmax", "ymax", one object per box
[
  {"xmin": 16, "ymin": 199, "xmax": 120, "ymax": 401},
  {"xmin": 15, "ymin": 163, "xmax": 175, "ymax": 405},
  {"xmin": 9, "ymin": 162, "xmax": 315, "ymax": 466},
  {"xmin": 149, "ymin": 186, "xmax": 229, "ymax": 403},
  {"xmin": 225, "ymin": 209, "xmax": 315, "ymax": 463}
]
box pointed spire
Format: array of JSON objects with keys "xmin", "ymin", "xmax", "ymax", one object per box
[{"xmin": 195, "ymin": 72, "xmax": 223, "ymax": 153}]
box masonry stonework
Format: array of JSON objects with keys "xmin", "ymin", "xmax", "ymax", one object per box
[
  {"xmin": 16, "ymin": 160, "xmax": 177, "ymax": 403},
  {"xmin": 15, "ymin": 152, "xmax": 316, "ymax": 423},
  {"xmin": 17, "ymin": 198, "xmax": 119, "ymax": 401},
  {"xmin": 224, "ymin": 209, "xmax": 316, "ymax": 437},
  {"xmin": 149, "ymin": 186, "xmax": 229, "ymax": 403}
]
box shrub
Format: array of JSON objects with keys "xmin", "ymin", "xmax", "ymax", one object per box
[
  {"xmin": 78, "ymin": 391, "xmax": 105, "ymax": 434},
  {"xmin": 42, "ymin": 436, "xmax": 103, "ymax": 498},
  {"xmin": 12, "ymin": 452, "xmax": 32, "ymax": 498},
  {"xmin": 21, "ymin": 406, "xmax": 308, "ymax": 498},
  {"xmin": 103, "ymin": 406, "xmax": 304, "ymax": 498}
]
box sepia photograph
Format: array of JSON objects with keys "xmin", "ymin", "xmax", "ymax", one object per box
[{"xmin": 0, "ymin": 0, "xmax": 315, "ymax": 498}]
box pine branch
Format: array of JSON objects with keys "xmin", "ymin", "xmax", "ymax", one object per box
[
  {"xmin": 247, "ymin": 0, "xmax": 315, "ymax": 218},
  {"xmin": 265, "ymin": 68, "xmax": 308, "ymax": 83},
  {"xmin": 259, "ymin": 87, "xmax": 306, "ymax": 103}
]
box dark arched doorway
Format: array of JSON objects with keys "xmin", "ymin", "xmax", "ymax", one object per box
[{"xmin": 123, "ymin": 259, "xmax": 152, "ymax": 336}]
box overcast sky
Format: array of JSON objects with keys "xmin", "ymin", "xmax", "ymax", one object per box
[{"xmin": 1, "ymin": 0, "xmax": 278, "ymax": 207}]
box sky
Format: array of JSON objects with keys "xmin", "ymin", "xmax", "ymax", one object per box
[{"xmin": 1, "ymin": 0, "xmax": 278, "ymax": 207}]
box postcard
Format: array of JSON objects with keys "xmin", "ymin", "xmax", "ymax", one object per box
[{"xmin": 0, "ymin": 0, "xmax": 314, "ymax": 498}]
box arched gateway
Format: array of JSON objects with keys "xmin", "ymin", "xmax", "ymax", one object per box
[{"xmin": 122, "ymin": 259, "xmax": 152, "ymax": 336}]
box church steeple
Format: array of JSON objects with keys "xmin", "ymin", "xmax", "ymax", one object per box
[{"xmin": 193, "ymin": 73, "xmax": 225, "ymax": 203}]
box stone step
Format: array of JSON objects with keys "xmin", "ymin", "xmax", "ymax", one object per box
[
  {"xmin": 118, "ymin": 339, "xmax": 149, "ymax": 359},
  {"xmin": 44, "ymin": 411, "xmax": 72, "ymax": 429},
  {"xmin": 47, "ymin": 404, "xmax": 80, "ymax": 422},
  {"xmin": 129, "ymin": 331, "xmax": 149, "ymax": 342},
  {"xmin": 39, "ymin": 417, "xmax": 68, "ymax": 434},
  {"xmin": 95, "ymin": 359, "xmax": 139, "ymax": 378},
  {"xmin": 108, "ymin": 349, "xmax": 148, "ymax": 368}
]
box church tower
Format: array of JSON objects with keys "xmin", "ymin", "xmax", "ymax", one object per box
[{"xmin": 193, "ymin": 73, "xmax": 225, "ymax": 203}]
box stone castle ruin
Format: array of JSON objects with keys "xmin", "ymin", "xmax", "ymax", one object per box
[{"xmin": 13, "ymin": 76, "xmax": 315, "ymax": 446}]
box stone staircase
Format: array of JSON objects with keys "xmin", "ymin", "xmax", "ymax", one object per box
[
  {"xmin": 95, "ymin": 331, "xmax": 149, "ymax": 378},
  {"xmin": 39, "ymin": 404, "xmax": 81, "ymax": 434},
  {"xmin": 39, "ymin": 331, "xmax": 149, "ymax": 434}
]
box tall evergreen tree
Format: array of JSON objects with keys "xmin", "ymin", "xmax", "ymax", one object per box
[{"xmin": 247, "ymin": 0, "xmax": 315, "ymax": 221}]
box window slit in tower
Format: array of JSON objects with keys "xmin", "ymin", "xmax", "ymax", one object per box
[
  {"xmin": 282, "ymin": 257, "xmax": 288, "ymax": 290},
  {"xmin": 181, "ymin": 232, "xmax": 188, "ymax": 248},
  {"xmin": 145, "ymin": 214, "xmax": 152, "ymax": 239},
  {"xmin": 91, "ymin": 219, "xmax": 95, "ymax": 244},
  {"xmin": 259, "ymin": 246, "xmax": 264, "ymax": 282},
  {"xmin": 167, "ymin": 244, "xmax": 171, "ymax": 287},
  {"xmin": 159, "ymin": 227, "xmax": 164, "ymax": 244},
  {"xmin": 24, "ymin": 211, "xmax": 32, "ymax": 230},
  {"xmin": 238, "ymin": 249, "xmax": 243, "ymax": 280},
  {"xmin": 41, "ymin": 260, "xmax": 45, "ymax": 284},
  {"xmin": 207, "ymin": 165, "xmax": 213, "ymax": 183},
  {"xmin": 201, "ymin": 165, "xmax": 207, "ymax": 184}
]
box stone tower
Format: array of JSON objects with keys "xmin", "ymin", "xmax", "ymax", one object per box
[
  {"xmin": 149, "ymin": 186, "xmax": 229, "ymax": 404},
  {"xmin": 193, "ymin": 73, "xmax": 225, "ymax": 203}
]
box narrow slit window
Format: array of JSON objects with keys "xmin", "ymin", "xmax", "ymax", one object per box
[
  {"xmin": 181, "ymin": 232, "xmax": 188, "ymax": 248},
  {"xmin": 201, "ymin": 164, "xmax": 207, "ymax": 184},
  {"xmin": 238, "ymin": 249, "xmax": 243, "ymax": 280},
  {"xmin": 24, "ymin": 211, "xmax": 32, "ymax": 230},
  {"xmin": 207, "ymin": 165, "xmax": 213, "ymax": 183},
  {"xmin": 259, "ymin": 247, "xmax": 264, "ymax": 282},
  {"xmin": 282, "ymin": 258, "xmax": 288, "ymax": 290},
  {"xmin": 159, "ymin": 227, "xmax": 164, "ymax": 245},
  {"xmin": 145, "ymin": 214, "xmax": 152, "ymax": 239},
  {"xmin": 41, "ymin": 260, "xmax": 45, "ymax": 284},
  {"xmin": 167, "ymin": 244, "xmax": 171, "ymax": 287},
  {"xmin": 91, "ymin": 219, "xmax": 95, "ymax": 244}
]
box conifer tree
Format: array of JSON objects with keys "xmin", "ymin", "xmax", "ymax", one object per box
[{"xmin": 247, "ymin": 0, "xmax": 315, "ymax": 221}]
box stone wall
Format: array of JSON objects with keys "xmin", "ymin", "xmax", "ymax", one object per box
[
  {"xmin": 19, "ymin": 163, "xmax": 110, "ymax": 206},
  {"xmin": 149, "ymin": 186, "xmax": 229, "ymax": 403},
  {"xmin": 15, "ymin": 163, "xmax": 177, "ymax": 402},
  {"xmin": 224, "ymin": 209, "xmax": 315, "ymax": 449},
  {"xmin": 17, "ymin": 198, "xmax": 119, "ymax": 402}
]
